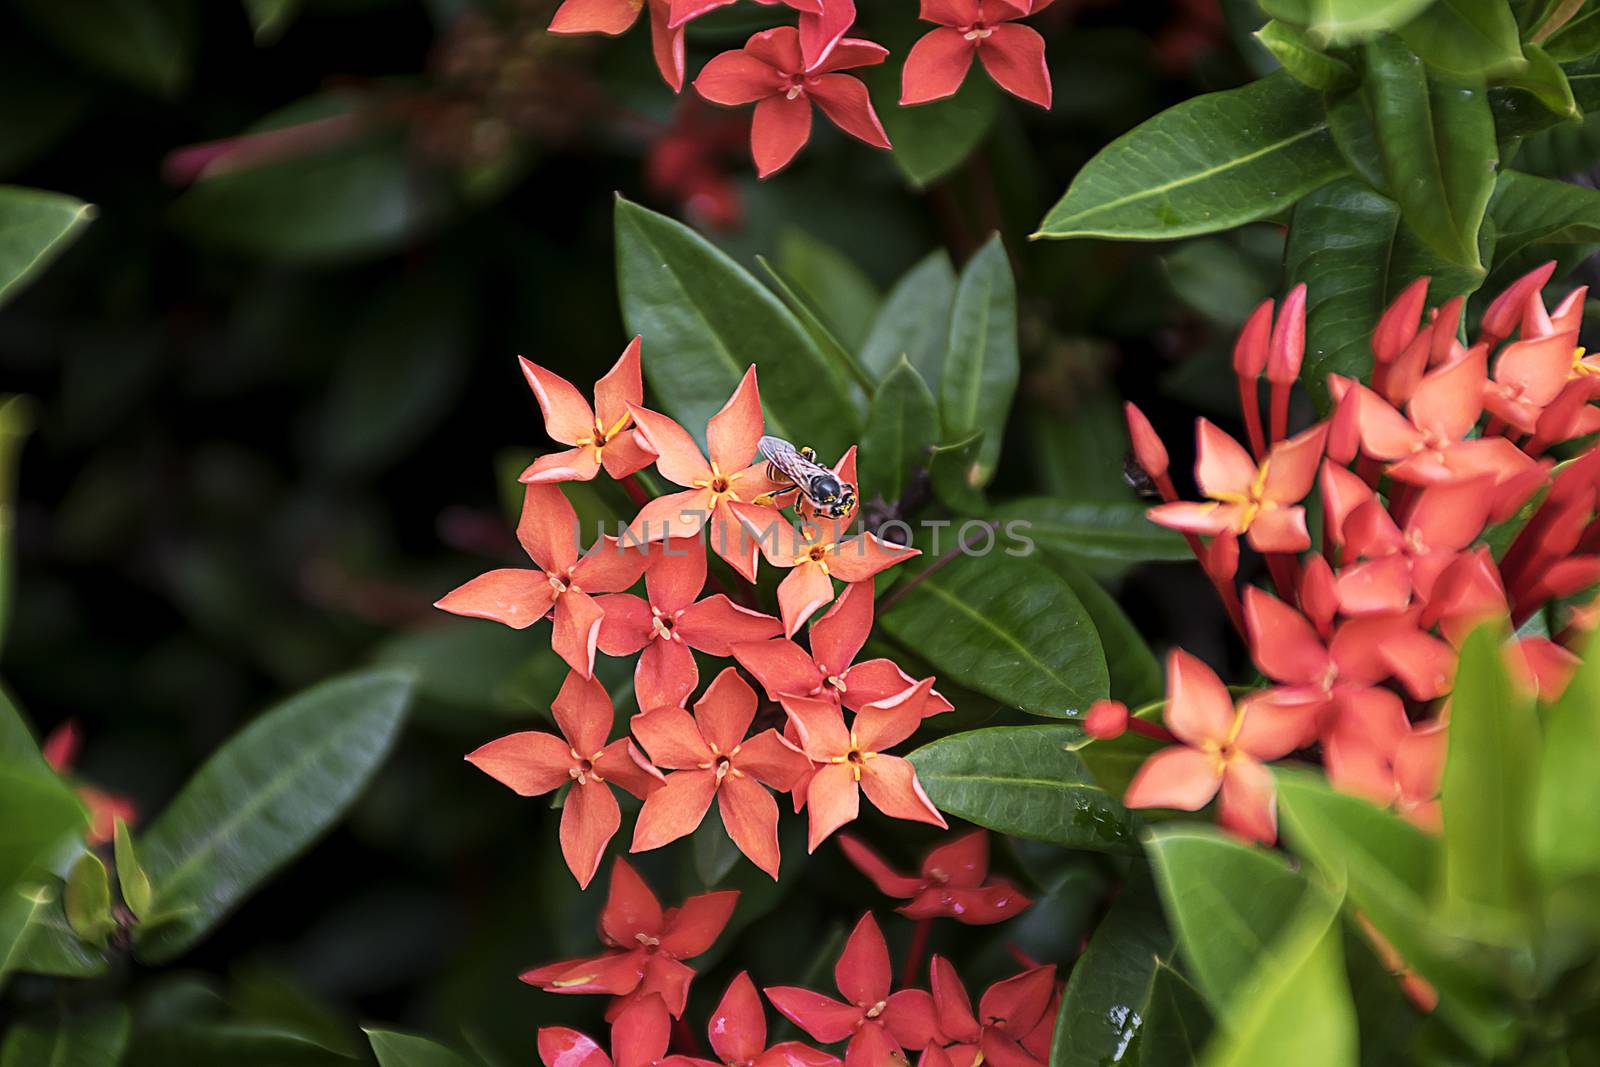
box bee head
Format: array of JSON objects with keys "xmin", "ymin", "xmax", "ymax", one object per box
[
  {"xmin": 811, "ymin": 474, "xmax": 842, "ymax": 503},
  {"xmin": 816, "ymin": 482, "xmax": 857, "ymax": 519}
]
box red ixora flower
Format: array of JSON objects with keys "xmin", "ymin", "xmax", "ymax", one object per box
[
  {"xmin": 538, "ymin": 997, "xmax": 671, "ymax": 1067},
  {"xmin": 598, "ymin": 537, "xmax": 783, "ymax": 710},
  {"xmin": 837, "ymin": 829, "xmax": 1031, "ymax": 924},
  {"xmin": 670, "ymin": 0, "xmax": 859, "ymax": 69},
  {"xmin": 765, "ymin": 912, "xmax": 941, "ymax": 1067},
  {"xmin": 694, "ymin": 27, "xmax": 891, "ymax": 178},
  {"xmin": 629, "ymin": 667, "xmax": 813, "ymax": 878},
  {"xmin": 900, "ymin": 0, "xmax": 1054, "ymax": 109},
  {"xmin": 466, "ymin": 670, "xmax": 664, "ymax": 887},
  {"xmin": 549, "ymin": 0, "xmax": 689, "ymax": 92},
  {"xmin": 660, "ymin": 972, "xmax": 840, "ymax": 1067},
  {"xmin": 436, "ymin": 482, "xmax": 648, "ymax": 678},
  {"xmin": 523, "ymin": 857, "xmax": 739, "ymax": 1018},
  {"xmin": 925, "ymin": 958, "xmax": 1057, "ymax": 1067},
  {"xmin": 519, "ymin": 337, "xmax": 655, "ymax": 485},
  {"xmin": 42, "ymin": 721, "xmax": 137, "ymax": 846}
]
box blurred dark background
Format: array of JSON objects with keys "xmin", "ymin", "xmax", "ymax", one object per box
[{"xmin": 0, "ymin": 0, "xmax": 1275, "ymax": 1059}]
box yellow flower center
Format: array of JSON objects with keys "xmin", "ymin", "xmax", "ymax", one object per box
[
  {"xmin": 694, "ymin": 462, "xmax": 743, "ymax": 504},
  {"xmin": 1572, "ymin": 346, "xmax": 1598, "ymax": 379}
]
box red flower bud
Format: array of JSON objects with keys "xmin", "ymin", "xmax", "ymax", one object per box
[
  {"xmin": 1232, "ymin": 299, "xmax": 1274, "ymax": 379},
  {"xmin": 1084, "ymin": 700, "xmax": 1129, "ymax": 740},
  {"xmin": 1124, "ymin": 401, "xmax": 1168, "ymax": 480},
  {"xmin": 1372, "ymin": 276, "xmax": 1429, "ymax": 365},
  {"xmin": 1265, "ymin": 284, "xmax": 1307, "ymax": 385}
]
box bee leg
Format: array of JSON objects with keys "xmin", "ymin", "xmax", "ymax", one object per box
[
  {"xmin": 754, "ymin": 485, "xmax": 803, "ymax": 508},
  {"xmin": 799, "ymin": 446, "xmax": 818, "ymax": 462}
]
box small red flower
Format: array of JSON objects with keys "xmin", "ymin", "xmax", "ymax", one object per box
[
  {"xmin": 900, "ymin": 0, "xmax": 1053, "ymax": 109},
  {"xmin": 837, "ymin": 829, "xmax": 1031, "ymax": 924},
  {"xmin": 436, "ymin": 483, "xmax": 648, "ymax": 678},
  {"xmin": 523, "ymin": 857, "xmax": 739, "ymax": 1018},
  {"xmin": 765, "ymin": 912, "xmax": 941, "ymax": 1067},
  {"xmin": 42, "ymin": 721, "xmax": 137, "ymax": 846},
  {"xmin": 926, "ymin": 958, "xmax": 1057, "ymax": 1067},
  {"xmin": 598, "ymin": 537, "xmax": 783, "ymax": 710},
  {"xmin": 538, "ymin": 997, "xmax": 672, "ymax": 1067},
  {"xmin": 694, "ymin": 27, "xmax": 891, "ymax": 178},
  {"xmin": 550, "ymin": 0, "xmax": 689, "ymax": 92},
  {"xmin": 670, "ymin": 0, "xmax": 859, "ymax": 70},
  {"xmin": 519, "ymin": 338, "xmax": 655, "ymax": 485},
  {"xmin": 466, "ymin": 671, "xmax": 664, "ymax": 887},
  {"xmin": 660, "ymin": 972, "xmax": 841, "ymax": 1067},
  {"xmin": 630, "ymin": 667, "xmax": 813, "ymax": 878}
]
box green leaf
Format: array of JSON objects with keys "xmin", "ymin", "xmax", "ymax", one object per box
[
  {"xmin": 1035, "ymin": 73, "xmax": 1347, "ymax": 241},
  {"xmin": 114, "ymin": 816, "xmax": 153, "ymax": 920},
  {"xmin": 1144, "ymin": 825, "xmax": 1310, "ymax": 1019},
  {"xmin": 1365, "ymin": 36, "xmax": 1497, "ymax": 271},
  {"xmin": 132, "ymin": 669, "xmax": 413, "ymax": 963},
  {"xmin": 1255, "ymin": 20, "xmax": 1359, "ymax": 89},
  {"xmin": 243, "ymin": 0, "xmax": 299, "ymax": 44},
  {"xmin": 0, "ymin": 883, "xmax": 53, "ymax": 986},
  {"xmin": 691, "ymin": 815, "xmax": 742, "ymax": 888},
  {"xmin": 876, "ymin": 72, "xmax": 1001, "ymax": 189},
  {"xmin": 1536, "ymin": 631, "xmax": 1600, "ymax": 884},
  {"xmin": 0, "ymin": 767, "xmax": 85, "ymax": 892},
  {"xmin": 0, "ymin": 186, "xmax": 94, "ymax": 307},
  {"xmin": 14, "ymin": 0, "xmax": 191, "ymax": 96},
  {"xmin": 1496, "ymin": 44, "xmax": 1581, "ymax": 121},
  {"xmin": 126, "ymin": 1023, "xmax": 358, "ymax": 1067},
  {"xmin": 1049, "ymin": 554, "xmax": 1163, "ymax": 707},
  {"xmin": 1486, "ymin": 169, "xmax": 1600, "ymax": 285},
  {"xmin": 1259, "ymin": 0, "xmax": 1437, "ymax": 42},
  {"xmin": 880, "ymin": 552, "xmax": 1107, "ymax": 717},
  {"xmin": 0, "ymin": 397, "xmax": 33, "ymax": 658},
  {"xmin": 1139, "ymin": 962, "xmax": 1215, "ymax": 1065},
  {"xmin": 1542, "ymin": 5, "xmax": 1600, "ymax": 61},
  {"xmin": 757, "ymin": 256, "xmax": 876, "ymax": 396},
  {"xmin": 1196, "ymin": 888, "xmax": 1358, "ymax": 1067},
  {"xmin": 1513, "ymin": 110, "xmax": 1600, "ymax": 178},
  {"xmin": 860, "ymin": 250, "xmax": 957, "ymax": 384},
  {"xmin": 1052, "ymin": 871, "xmax": 1174, "ymax": 1067},
  {"xmin": 992, "ymin": 497, "xmax": 1191, "ymax": 572},
  {"xmin": 775, "ymin": 229, "xmax": 880, "ymax": 350},
  {"xmin": 63, "ymin": 853, "xmax": 115, "ymax": 946},
  {"xmin": 859, "ymin": 356, "xmax": 938, "ymax": 506},
  {"xmin": 941, "ymin": 235, "xmax": 1017, "ymax": 487},
  {"xmin": 614, "ymin": 197, "xmax": 863, "ymax": 461},
  {"xmin": 1442, "ymin": 623, "xmax": 1538, "ymax": 922},
  {"xmin": 926, "ymin": 430, "xmax": 988, "ymax": 515},
  {"xmin": 1, "ymin": 1005, "xmax": 130, "ymax": 1067},
  {"xmin": 906, "ymin": 725, "xmax": 1138, "ymax": 853},
  {"xmin": 1163, "ymin": 236, "xmax": 1284, "ymax": 326},
  {"xmin": 366, "ymin": 1028, "xmax": 480, "ymax": 1067},
  {"xmin": 8, "ymin": 886, "xmax": 111, "ymax": 979},
  {"xmin": 1399, "ymin": 0, "xmax": 1525, "ymax": 76}
]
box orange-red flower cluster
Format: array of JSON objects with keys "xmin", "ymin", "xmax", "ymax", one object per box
[
  {"xmin": 1117, "ymin": 264, "xmax": 1600, "ymax": 846},
  {"xmin": 441, "ymin": 341, "xmax": 948, "ymax": 886},
  {"xmin": 546, "ymin": 0, "xmax": 1057, "ymax": 177}
]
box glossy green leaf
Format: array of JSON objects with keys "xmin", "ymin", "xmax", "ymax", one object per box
[
  {"xmin": 126, "ymin": 1023, "xmax": 358, "ymax": 1066},
  {"xmin": 941, "ymin": 235, "xmax": 1017, "ymax": 487},
  {"xmin": 906, "ymin": 725, "xmax": 1138, "ymax": 852},
  {"xmin": 1050, "ymin": 554, "xmax": 1163, "ymax": 707},
  {"xmin": 1536, "ymin": 632, "xmax": 1600, "ymax": 884},
  {"xmin": 1144, "ymin": 825, "xmax": 1310, "ymax": 1019},
  {"xmin": 1052, "ymin": 871, "xmax": 1173, "ymax": 1067},
  {"xmin": 1541, "ymin": 4, "xmax": 1600, "ymax": 61},
  {"xmin": 926, "ymin": 430, "xmax": 988, "ymax": 516},
  {"xmin": 1036, "ymin": 73, "xmax": 1346, "ymax": 240},
  {"xmin": 614, "ymin": 197, "xmax": 862, "ymax": 460},
  {"xmin": 1443, "ymin": 624, "xmax": 1537, "ymax": 921},
  {"xmin": 1197, "ymin": 888, "xmax": 1357, "ymax": 1067},
  {"xmin": 993, "ymin": 497, "xmax": 1191, "ymax": 570},
  {"xmin": 0, "ymin": 1005, "xmax": 129, "ymax": 1067},
  {"xmin": 14, "ymin": 0, "xmax": 191, "ymax": 96},
  {"xmin": 1138, "ymin": 962, "xmax": 1214, "ymax": 1066},
  {"xmin": 758, "ymin": 257, "xmax": 876, "ymax": 396},
  {"xmin": 1259, "ymin": 0, "xmax": 1436, "ymax": 42},
  {"xmin": 775, "ymin": 229, "xmax": 880, "ymax": 350},
  {"xmin": 1400, "ymin": 0, "xmax": 1524, "ymax": 75},
  {"xmin": 880, "ymin": 552, "xmax": 1107, "ymax": 716},
  {"xmin": 1365, "ymin": 36, "xmax": 1497, "ymax": 270},
  {"xmin": 859, "ymin": 356, "xmax": 938, "ymax": 506},
  {"xmin": 0, "ymin": 883, "xmax": 53, "ymax": 986},
  {"xmin": 1496, "ymin": 44, "xmax": 1581, "ymax": 121},
  {"xmin": 114, "ymin": 816, "xmax": 153, "ymax": 920},
  {"xmin": 1324, "ymin": 83, "xmax": 1389, "ymax": 189},
  {"xmin": 1486, "ymin": 168, "xmax": 1600, "ymax": 285},
  {"xmin": 860, "ymin": 249, "xmax": 957, "ymax": 383},
  {"xmin": 1163, "ymin": 236, "xmax": 1284, "ymax": 326},
  {"xmin": 0, "ymin": 397, "xmax": 31, "ymax": 657},
  {"xmin": 366, "ymin": 1028, "xmax": 480, "ymax": 1067},
  {"xmin": 132, "ymin": 670, "xmax": 413, "ymax": 963},
  {"xmin": 1513, "ymin": 110, "xmax": 1600, "ymax": 177},
  {"xmin": 8, "ymin": 886, "xmax": 110, "ymax": 979},
  {"xmin": 64, "ymin": 852, "xmax": 115, "ymax": 946},
  {"xmin": 0, "ymin": 186, "xmax": 93, "ymax": 307},
  {"xmin": 876, "ymin": 72, "xmax": 1000, "ymax": 189},
  {"xmin": 0, "ymin": 767, "xmax": 84, "ymax": 892},
  {"xmin": 1254, "ymin": 20, "xmax": 1358, "ymax": 89}
]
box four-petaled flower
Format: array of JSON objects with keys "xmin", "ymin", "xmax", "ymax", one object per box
[
  {"xmin": 659, "ymin": 972, "xmax": 841, "ymax": 1067},
  {"xmin": 838, "ymin": 829, "xmax": 1031, "ymax": 924},
  {"xmin": 1123, "ymin": 650, "xmax": 1305, "ymax": 844},
  {"xmin": 598, "ymin": 536, "xmax": 784, "ymax": 710},
  {"xmin": 627, "ymin": 367, "xmax": 784, "ymax": 581},
  {"xmin": 630, "ymin": 667, "xmax": 813, "ymax": 878},
  {"xmin": 466, "ymin": 671, "xmax": 664, "ymax": 887},
  {"xmin": 1147, "ymin": 420, "xmax": 1327, "ymax": 554},
  {"xmin": 519, "ymin": 338, "xmax": 656, "ymax": 485},
  {"xmin": 523, "ymin": 857, "xmax": 739, "ymax": 1018},
  {"xmin": 694, "ymin": 28, "xmax": 891, "ymax": 178},
  {"xmin": 436, "ymin": 482, "xmax": 648, "ymax": 677},
  {"xmin": 766, "ymin": 912, "xmax": 941, "ymax": 1067},
  {"xmin": 784, "ymin": 678, "xmax": 948, "ymax": 850},
  {"xmin": 901, "ymin": 0, "xmax": 1054, "ymax": 109},
  {"xmin": 926, "ymin": 958, "xmax": 1057, "ymax": 1067}
]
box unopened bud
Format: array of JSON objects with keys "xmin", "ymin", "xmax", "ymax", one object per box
[
  {"xmin": 1124, "ymin": 402, "xmax": 1168, "ymax": 480},
  {"xmin": 1083, "ymin": 700, "xmax": 1128, "ymax": 740},
  {"xmin": 1265, "ymin": 284, "xmax": 1307, "ymax": 385}
]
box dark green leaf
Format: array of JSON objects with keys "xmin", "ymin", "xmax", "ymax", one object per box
[
  {"xmin": 1036, "ymin": 73, "xmax": 1347, "ymax": 240},
  {"xmin": 941, "ymin": 235, "xmax": 1017, "ymax": 487},
  {"xmin": 1400, "ymin": 0, "xmax": 1524, "ymax": 75},
  {"xmin": 1365, "ymin": 36, "xmax": 1497, "ymax": 270},
  {"xmin": 859, "ymin": 356, "xmax": 938, "ymax": 506},
  {"xmin": 775, "ymin": 229, "xmax": 880, "ymax": 350},
  {"xmin": 366, "ymin": 1028, "xmax": 481, "ymax": 1067},
  {"xmin": 1512, "ymin": 111, "xmax": 1600, "ymax": 177},
  {"xmin": 691, "ymin": 815, "xmax": 742, "ymax": 888},
  {"xmin": 0, "ymin": 767, "xmax": 84, "ymax": 892},
  {"xmin": 14, "ymin": 0, "xmax": 191, "ymax": 96},
  {"xmin": 1542, "ymin": 5, "xmax": 1600, "ymax": 61},
  {"xmin": 1496, "ymin": 44, "xmax": 1581, "ymax": 121},
  {"xmin": 126, "ymin": 1023, "xmax": 358, "ymax": 1067},
  {"xmin": 1138, "ymin": 962, "xmax": 1214, "ymax": 1066},
  {"xmin": 906, "ymin": 725, "xmax": 1138, "ymax": 852},
  {"xmin": 860, "ymin": 249, "xmax": 957, "ymax": 383},
  {"xmin": 9, "ymin": 886, "xmax": 111, "ymax": 979},
  {"xmin": 0, "ymin": 883, "xmax": 53, "ymax": 985},
  {"xmin": 993, "ymin": 497, "xmax": 1191, "ymax": 572},
  {"xmin": 614, "ymin": 197, "xmax": 862, "ymax": 460},
  {"xmin": 0, "ymin": 186, "xmax": 93, "ymax": 307},
  {"xmin": 926, "ymin": 430, "xmax": 988, "ymax": 515},
  {"xmin": 1048, "ymin": 553, "xmax": 1163, "ymax": 706},
  {"xmin": 1536, "ymin": 631, "xmax": 1600, "ymax": 883},
  {"xmin": 1052, "ymin": 871, "xmax": 1173, "ymax": 1067},
  {"xmin": 880, "ymin": 552, "xmax": 1107, "ymax": 716},
  {"xmin": 1144, "ymin": 825, "xmax": 1310, "ymax": 1018},
  {"xmin": 1486, "ymin": 168, "xmax": 1600, "ymax": 286},
  {"xmin": 1259, "ymin": 0, "xmax": 1436, "ymax": 41},
  {"xmin": 0, "ymin": 396, "xmax": 29, "ymax": 655},
  {"xmin": 1, "ymin": 1005, "xmax": 129, "ymax": 1067},
  {"xmin": 876, "ymin": 72, "xmax": 1000, "ymax": 189},
  {"xmin": 1163, "ymin": 237, "xmax": 1283, "ymax": 325},
  {"xmin": 758, "ymin": 257, "xmax": 876, "ymax": 397},
  {"xmin": 1255, "ymin": 20, "xmax": 1359, "ymax": 89},
  {"xmin": 132, "ymin": 670, "xmax": 413, "ymax": 963}
]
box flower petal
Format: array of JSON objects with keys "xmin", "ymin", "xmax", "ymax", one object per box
[
  {"xmin": 765, "ymin": 987, "xmax": 863, "ymax": 1044},
  {"xmin": 1243, "ymin": 506, "xmax": 1310, "ymax": 554},
  {"xmin": 842, "ymin": 659, "xmax": 953, "ymax": 715},
  {"xmin": 900, "ymin": 28, "xmax": 975, "ymax": 104},
  {"xmin": 1261, "ymin": 423, "xmax": 1327, "ymax": 505},
  {"xmin": 631, "ymin": 705, "xmax": 714, "ymax": 768},
  {"xmin": 595, "ymin": 336, "xmax": 645, "ymax": 427},
  {"xmin": 519, "ymin": 483, "xmax": 583, "ymax": 574},
  {"xmin": 553, "ymin": 590, "xmax": 607, "ymax": 678},
  {"xmin": 810, "ymin": 580, "xmax": 873, "ymax": 677},
  {"xmin": 520, "ymin": 357, "xmax": 597, "ymax": 445},
  {"xmin": 719, "ymin": 772, "xmax": 784, "ymax": 878},
  {"xmin": 1194, "ymin": 419, "xmax": 1257, "ymax": 499},
  {"xmin": 711, "ymin": 500, "xmax": 764, "ymax": 583},
  {"xmin": 594, "ymin": 738, "xmax": 667, "ymax": 799},
  {"xmin": 708, "ymin": 366, "xmax": 765, "ymax": 473},
  {"xmin": 709, "ymin": 972, "xmax": 768, "ymax": 1065},
  {"xmin": 796, "ymin": 0, "xmax": 858, "ymax": 69},
  {"xmin": 1243, "ymin": 587, "xmax": 1333, "ymax": 687},
  {"xmin": 465, "ymin": 731, "xmax": 574, "ymax": 796},
  {"xmin": 635, "ymin": 637, "xmax": 700, "ymax": 711},
  {"xmin": 1124, "ymin": 746, "xmax": 1223, "ymax": 812},
  {"xmin": 538, "ymin": 1029, "xmax": 613, "ymax": 1067},
  {"xmin": 883, "ymin": 989, "xmax": 940, "ymax": 1050},
  {"xmin": 752, "ymin": 94, "xmax": 814, "ymax": 178},
  {"xmin": 977, "ymin": 965, "xmax": 1056, "ymax": 1036},
  {"xmin": 859, "ymin": 755, "xmax": 946, "ymax": 828},
  {"xmin": 633, "ymin": 768, "xmax": 719, "ymax": 852},
  {"xmin": 784, "ymin": 695, "xmax": 852, "ymax": 760},
  {"xmin": 677, "ymin": 595, "xmax": 784, "ymax": 655},
  {"xmin": 522, "ymin": 446, "xmax": 603, "ymax": 485},
  {"xmin": 1408, "ymin": 345, "xmax": 1486, "ymax": 442},
  {"xmin": 735, "ymin": 638, "xmax": 826, "ymax": 699},
  {"xmin": 1217, "ymin": 756, "xmax": 1277, "ymax": 845},
  {"xmin": 614, "ymin": 997, "xmax": 673, "ymax": 1067},
  {"xmin": 930, "ymin": 955, "xmax": 980, "ymax": 1041},
  {"xmin": 561, "ymin": 779, "xmax": 622, "ymax": 888},
  {"xmin": 779, "ymin": 563, "xmax": 838, "ymax": 638},
  {"xmin": 695, "ymin": 666, "xmax": 758, "ymax": 752},
  {"xmin": 854, "ymin": 677, "xmax": 936, "ymax": 753},
  {"xmin": 731, "ymin": 729, "xmax": 811, "ymax": 790},
  {"xmin": 574, "ymin": 536, "xmax": 651, "ymax": 593},
  {"xmin": 649, "ymin": 0, "xmax": 687, "ymax": 92},
  {"xmin": 554, "ymin": 668, "xmax": 616, "ymax": 755},
  {"xmin": 630, "ymin": 404, "xmax": 712, "ymax": 487},
  {"xmin": 1163, "ymin": 649, "xmax": 1235, "ymax": 746},
  {"xmin": 602, "ymin": 857, "xmax": 665, "ymax": 943},
  {"xmin": 836, "ymin": 911, "xmax": 892, "ymax": 1006},
  {"xmin": 827, "ymin": 534, "xmax": 919, "ymax": 583},
  {"xmin": 550, "ymin": 0, "xmax": 643, "ymax": 34},
  {"xmin": 977, "ymin": 23, "xmax": 1051, "ymax": 108},
  {"xmin": 659, "ymin": 889, "xmax": 740, "ymax": 957},
  {"xmin": 627, "ymin": 489, "xmax": 715, "ymax": 545},
  {"xmin": 436, "ymin": 569, "xmax": 555, "ymax": 630},
  {"xmin": 649, "ymin": 537, "xmax": 709, "ymax": 613},
  {"xmin": 805, "ymin": 761, "xmax": 861, "ymax": 850},
  {"xmin": 922, "ymin": 828, "xmax": 988, "ymax": 887},
  {"xmin": 1335, "ymin": 556, "xmax": 1413, "ymax": 616},
  {"xmin": 836, "ymin": 834, "xmax": 923, "ymax": 898},
  {"xmin": 808, "ymin": 74, "xmax": 891, "ymax": 149}
]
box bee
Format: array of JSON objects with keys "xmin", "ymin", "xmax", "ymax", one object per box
[{"xmin": 755, "ymin": 435, "xmax": 857, "ymax": 519}]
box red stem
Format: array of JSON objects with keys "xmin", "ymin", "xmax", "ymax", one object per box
[
  {"xmin": 901, "ymin": 917, "xmax": 932, "ymax": 988},
  {"xmin": 1265, "ymin": 552, "xmax": 1301, "ymax": 604},
  {"xmin": 620, "ymin": 474, "xmax": 652, "ymax": 508},
  {"xmin": 1127, "ymin": 718, "xmax": 1176, "ymax": 743},
  {"xmin": 1269, "ymin": 382, "xmax": 1290, "ymax": 447},
  {"xmin": 1238, "ymin": 377, "xmax": 1266, "ymax": 460}
]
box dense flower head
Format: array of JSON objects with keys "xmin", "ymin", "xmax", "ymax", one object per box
[{"xmin": 838, "ymin": 829, "xmax": 1031, "ymax": 924}]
